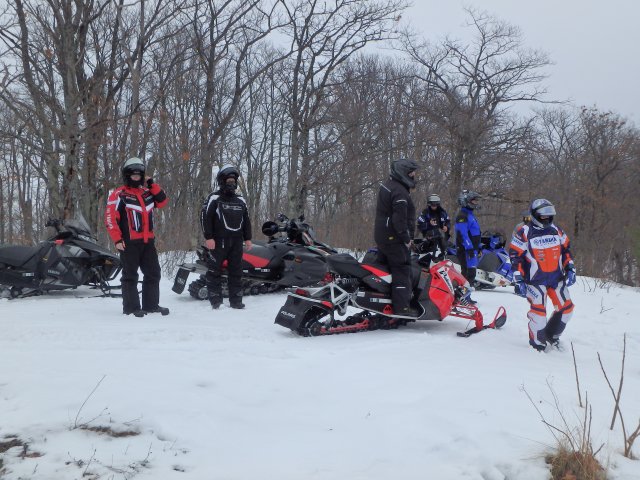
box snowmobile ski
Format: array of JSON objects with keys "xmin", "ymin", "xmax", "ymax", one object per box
[{"xmin": 456, "ymin": 306, "xmax": 507, "ymax": 337}]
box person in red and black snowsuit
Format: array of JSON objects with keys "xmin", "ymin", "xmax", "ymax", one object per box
[
  {"xmin": 200, "ymin": 164, "xmax": 252, "ymax": 310},
  {"xmin": 105, "ymin": 157, "xmax": 169, "ymax": 317}
]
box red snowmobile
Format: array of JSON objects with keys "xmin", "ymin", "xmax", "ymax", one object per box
[{"xmin": 274, "ymin": 253, "xmax": 507, "ymax": 337}]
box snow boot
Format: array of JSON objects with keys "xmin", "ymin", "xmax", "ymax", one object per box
[
  {"xmin": 145, "ymin": 306, "xmax": 170, "ymax": 316},
  {"xmin": 529, "ymin": 339, "xmax": 546, "ymax": 352},
  {"xmin": 124, "ymin": 309, "xmax": 146, "ymax": 318},
  {"xmin": 230, "ymin": 300, "xmax": 245, "ymax": 309}
]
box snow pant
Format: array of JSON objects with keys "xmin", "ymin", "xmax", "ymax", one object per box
[
  {"xmin": 525, "ymin": 279, "xmax": 574, "ymax": 348},
  {"xmin": 205, "ymin": 236, "xmax": 244, "ymax": 306},
  {"xmin": 119, "ymin": 240, "xmax": 161, "ymax": 313},
  {"xmin": 376, "ymin": 242, "xmax": 412, "ymax": 313},
  {"xmin": 457, "ymin": 249, "xmax": 477, "ymax": 285}
]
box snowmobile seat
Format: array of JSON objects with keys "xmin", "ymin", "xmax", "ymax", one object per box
[
  {"xmin": 0, "ymin": 244, "xmax": 44, "ymax": 268},
  {"xmin": 326, "ymin": 253, "xmax": 370, "ymax": 278}
]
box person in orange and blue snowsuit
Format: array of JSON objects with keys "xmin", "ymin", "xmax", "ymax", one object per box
[{"xmin": 509, "ymin": 199, "xmax": 576, "ymax": 351}]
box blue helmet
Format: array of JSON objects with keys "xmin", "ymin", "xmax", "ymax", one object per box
[{"xmin": 530, "ymin": 198, "xmax": 556, "ymax": 228}]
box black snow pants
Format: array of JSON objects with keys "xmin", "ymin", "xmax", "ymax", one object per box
[
  {"xmin": 205, "ymin": 236, "xmax": 244, "ymax": 305},
  {"xmin": 120, "ymin": 240, "xmax": 162, "ymax": 313},
  {"xmin": 457, "ymin": 250, "xmax": 477, "ymax": 285},
  {"xmin": 376, "ymin": 242, "xmax": 413, "ymax": 313}
]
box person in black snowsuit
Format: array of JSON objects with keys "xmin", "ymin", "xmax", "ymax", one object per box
[
  {"xmin": 374, "ymin": 158, "xmax": 418, "ymax": 317},
  {"xmin": 416, "ymin": 193, "xmax": 450, "ymax": 262},
  {"xmin": 201, "ymin": 165, "xmax": 252, "ymax": 309}
]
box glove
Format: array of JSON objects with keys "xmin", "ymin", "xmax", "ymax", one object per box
[
  {"xmin": 513, "ymin": 271, "xmax": 527, "ymax": 297},
  {"xmin": 146, "ymin": 177, "xmax": 154, "ymax": 188},
  {"xmin": 565, "ymin": 263, "xmax": 576, "ymax": 287}
]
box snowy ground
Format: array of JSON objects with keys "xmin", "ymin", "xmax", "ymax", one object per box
[{"xmin": 1, "ymin": 274, "xmax": 639, "ymax": 479}]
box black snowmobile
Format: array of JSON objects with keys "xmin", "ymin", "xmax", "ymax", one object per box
[
  {"xmin": 172, "ymin": 213, "xmax": 337, "ymax": 300},
  {"xmin": 0, "ymin": 216, "xmax": 121, "ymax": 298}
]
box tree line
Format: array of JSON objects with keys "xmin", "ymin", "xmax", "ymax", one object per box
[{"xmin": 0, "ymin": 1, "xmax": 638, "ymax": 285}]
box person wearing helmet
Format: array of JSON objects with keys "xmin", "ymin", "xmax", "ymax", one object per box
[
  {"xmin": 512, "ymin": 210, "xmax": 532, "ymax": 238},
  {"xmin": 201, "ymin": 164, "xmax": 253, "ymax": 309},
  {"xmin": 416, "ymin": 193, "xmax": 451, "ymax": 262},
  {"xmin": 454, "ymin": 190, "xmax": 482, "ymax": 300},
  {"xmin": 373, "ymin": 158, "xmax": 419, "ymax": 317},
  {"xmin": 105, "ymin": 157, "xmax": 169, "ymax": 317},
  {"xmin": 509, "ymin": 199, "xmax": 576, "ymax": 352}
]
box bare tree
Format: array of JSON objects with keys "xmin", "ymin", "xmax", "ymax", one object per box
[
  {"xmin": 280, "ymin": 0, "xmax": 407, "ymax": 217},
  {"xmin": 402, "ymin": 7, "xmax": 550, "ymax": 195}
]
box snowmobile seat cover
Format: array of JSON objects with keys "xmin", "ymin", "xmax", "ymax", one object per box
[{"xmin": 477, "ymin": 251, "xmax": 502, "ymax": 272}]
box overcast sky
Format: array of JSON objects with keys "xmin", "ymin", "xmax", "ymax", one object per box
[{"xmin": 401, "ymin": 0, "xmax": 639, "ymax": 122}]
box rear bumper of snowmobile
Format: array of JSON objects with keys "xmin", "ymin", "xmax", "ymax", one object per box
[{"xmin": 171, "ymin": 262, "xmax": 208, "ymax": 294}]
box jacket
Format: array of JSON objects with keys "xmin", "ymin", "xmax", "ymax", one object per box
[
  {"xmin": 417, "ymin": 206, "xmax": 450, "ymax": 235},
  {"xmin": 105, "ymin": 182, "xmax": 168, "ymax": 244},
  {"xmin": 374, "ymin": 178, "xmax": 416, "ymax": 246},
  {"xmin": 454, "ymin": 207, "xmax": 481, "ymax": 252},
  {"xmin": 509, "ymin": 223, "xmax": 573, "ymax": 286},
  {"xmin": 201, "ymin": 190, "xmax": 252, "ymax": 240}
]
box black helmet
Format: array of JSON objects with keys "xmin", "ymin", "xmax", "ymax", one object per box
[
  {"xmin": 427, "ymin": 194, "xmax": 441, "ymax": 206},
  {"xmin": 261, "ymin": 221, "xmax": 279, "ymax": 237},
  {"xmin": 390, "ymin": 158, "xmax": 418, "ymax": 189},
  {"xmin": 216, "ymin": 164, "xmax": 240, "ymax": 186},
  {"xmin": 216, "ymin": 164, "xmax": 240, "ymax": 195},
  {"xmin": 122, "ymin": 157, "xmax": 145, "ymax": 186},
  {"xmin": 530, "ymin": 198, "xmax": 556, "ymax": 228},
  {"xmin": 457, "ymin": 190, "xmax": 481, "ymax": 209}
]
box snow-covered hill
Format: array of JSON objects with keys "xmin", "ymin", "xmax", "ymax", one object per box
[{"xmin": 1, "ymin": 276, "xmax": 639, "ymax": 479}]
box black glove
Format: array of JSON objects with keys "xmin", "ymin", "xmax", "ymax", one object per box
[{"xmin": 146, "ymin": 177, "xmax": 154, "ymax": 188}]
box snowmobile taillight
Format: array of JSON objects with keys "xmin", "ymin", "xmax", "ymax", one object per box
[
  {"xmin": 321, "ymin": 300, "xmax": 334, "ymax": 309},
  {"xmin": 294, "ymin": 288, "xmax": 309, "ymax": 296},
  {"xmin": 54, "ymin": 239, "xmax": 64, "ymax": 245},
  {"xmin": 383, "ymin": 304, "xmax": 393, "ymax": 315}
]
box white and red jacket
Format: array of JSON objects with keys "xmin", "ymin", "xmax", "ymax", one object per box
[{"xmin": 105, "ymin": 183, "xmax": 168, "ymax": 244}]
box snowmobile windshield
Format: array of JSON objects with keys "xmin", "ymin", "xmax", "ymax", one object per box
[{"xmin": 63, "ymin": 215, "xmax": 95, "ymax": 241}]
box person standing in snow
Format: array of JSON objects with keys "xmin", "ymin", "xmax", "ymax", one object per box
[
  {"xmin": 454, "ymin": 190, "xmax": 482, "ymax": 300},
  {"xmin": 105, "ymin": 157, "xmax": 169, "ymax": 317},
  {"xmin": 201, "ymin": 165, "xmax": 252, "ymax": 310},
  {"xmin": 416, "ymin": 193, "xmax": 450, "ymax": 262},
  {"xmin": 509, "ymin": 199, "xmax": 576, "ymax": 351},
  {"xmin": 373, "ymin": 158, "xmax": 419, "ymax": 317}
]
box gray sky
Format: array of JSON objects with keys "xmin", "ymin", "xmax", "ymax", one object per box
[{"xmin": 403, "ymin": 0, "xmax": 640, "ymax": 122}]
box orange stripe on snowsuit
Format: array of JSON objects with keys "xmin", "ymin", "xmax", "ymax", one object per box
[{"xmin": 547, "ymin": 288, "xmax": 574, "ymax": 313}]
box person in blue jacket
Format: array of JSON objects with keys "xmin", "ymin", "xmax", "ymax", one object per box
[{"xmin": 454, "ymin": 190, "xmax": 482, "ymax": 298}]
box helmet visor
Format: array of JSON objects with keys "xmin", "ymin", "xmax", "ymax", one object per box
[{"xmin": 536, "ymin": 205, "xmax": 556, "ymax": 216}]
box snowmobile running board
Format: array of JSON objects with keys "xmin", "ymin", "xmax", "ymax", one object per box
[{"xmin": 456, "ymin": 306, "xmax": 507, "ymax": 337}]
